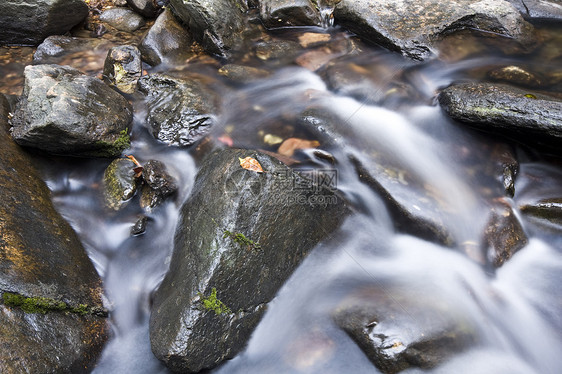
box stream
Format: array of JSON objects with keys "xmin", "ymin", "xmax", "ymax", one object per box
[{"xmin": 1, "ymin": 11, "xmax": 562, "ymax": 374}]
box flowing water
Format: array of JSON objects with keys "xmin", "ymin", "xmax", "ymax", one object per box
[{"xmin": 2, "ymin": 17, "xmax": 562, "ymax": 374}]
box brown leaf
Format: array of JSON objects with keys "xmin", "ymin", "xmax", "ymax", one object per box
[
  {"xmin": 239, "ymin": 157, "xmax": 265, "ymax": 173},
  {"xmin": 278, "ymin": 138, "xmax": 321, "ymax": 157}
]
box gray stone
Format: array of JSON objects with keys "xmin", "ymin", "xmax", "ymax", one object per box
[
  {"xmin": 10, "ymin": 64, "xmax": 132, "ymax": 158},
  {"xmin": 0, "ymin": 94, "xmax": 108, "ymax": 373},
  {"xmin": 34, "ymin": 35, "xmax": 108, "ymax": 64},
  {"xmin": 333, "ymin": 0, "xmax": 535, "ymax": 60},
  {"xmin": 103, "ymin": 158, "xmax": 138, "ymax": 211},
  {"xmin": 100, "ymin": 7, "xmax": 146, "ymax": 32},
  {"xmin": 103, "ymin": 45, "xmax": 143, "ymax": 94},
  {"xmin": 168, "ymin": 0, "xmax": 249, "ymax": 58},
  {"xmin": 439, "ymin": 82, "xmax": 562, "ymax": 148},
  {"xmin": 126, "ymin": 0, "xmax": 161, "ymax": 18},
  {"xmin": 0, "ymin": 0, "xmax": 88, "ymax": 46},
  {"xmin": 139, "ymin": 9, "xmax": 194, "ymax": 66},
  {"xmin": 150, "ymin": 148, "xmax": 348, "ymax": 373},
  {"xmin": 333, "ymin": 286, "xmax": 478, "ymax": 374},
  {"xmin": 138, "ymin": 73, "xmax": 219, "ymax": 146},
  {"xmin": 142, "ymin": 160, "xmax": 177, "ymax": 197},
  {"xmin": 260, "ymin": 0, "xmax": 321, "ymax": 27},
  {"xmin": 507, "ymin": 0, "xmax": 562, "ymax": 21}
]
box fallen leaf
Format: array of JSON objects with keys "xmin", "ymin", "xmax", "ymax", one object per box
[
  {"xmin": 126, "ymin": 155, "xmax": 143, "ymax": 178},
  {"xmin": 278, "ymin": 138, "xmax": 321, "ymax": 157},
  {"xmin": 239, "ymin": 157, "xmax": 265, "ymax": 173}
]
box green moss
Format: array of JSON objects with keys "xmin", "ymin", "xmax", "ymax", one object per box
[
  {"xmin": 223, "ymin": 230, "xmax": 261, "ymax": 250},
  {"xmin": 2, "ymin": 292, "xmax": 104, "ymax": 316},
  {"xmin": 524, "ymin": 93, "xmax": 537, "ymax": 99},
  {"xmin": 93, "ymin": 128, "xmax": 131, "ymax": 157},
  {"xmin": 199, "ymin": 288, "xmax": 231, "ymax": 315}
]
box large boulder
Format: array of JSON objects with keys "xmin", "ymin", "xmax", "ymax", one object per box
[
  {"xmin": 0, "ymin": 95, "xmax": 108, "ymax": 373},
  {"xmin": 333, "ymin": 0, "xmax": 535, "ymax": 60},
  {"xmin": 438, "ymin": 82, "xmax": 562, "ymax": 149},
  {"xmin": 0, "ymin": 0, "xmax": 88, "ymax": 46},
  {"xmin": 150, "ymin": 148, "xmax": 348, "ymax": 373},
  {"xmin": 10, "ymin": 64, "xmax": 133, "ymax": 157},
  {"xmin": 168, "ymin": 0, "xmax": 249, "ymax": 58},
  {"xmin": 138, "ymin": 73, "xmax": 219, "ymax": 146},
  {"xmin": 139, "ymin": 8, "xmax": 195, "ymax": 66}
]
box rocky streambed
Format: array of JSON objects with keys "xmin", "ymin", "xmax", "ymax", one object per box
[{"xmin": 1, "ymin": 1, "xmax": 562, "ymax": 373}]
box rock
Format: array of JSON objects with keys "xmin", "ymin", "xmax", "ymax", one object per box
[
  {"xmin": 126, "ymin": 0, "xmax": 162, "ymax": 18},
  {"xmin": 33, "ymin": 35, "xmax": 108, "ymax": 64},
  {"xmin": 100, "ymin": 7, "xmax": 146, "ymax": 32},
  {"xmin": 142, "ymin": 160, "xmax": 178, "ymax": 197},
  {"xmin": 218, "ymin": 64, "xmax": 271, "ymax": 83},
  {"xmin": 439, "ymin": 82, "xmax": 562, "ymax": 150},
  {"xmin": 333, "ymin": 0, "xmax": 535, "ymax": 61},
  {"xmin": 10, "ymin": 64, "xmax": 133, "ymax": 158},
  {"xmin": 138, "ymin": 73, "xmax": 218, "ymax": 146},
  {"xmin": 0, "ymin": 0, "xmax": 88, "ymax": 46},
  {"xmin": 260, "ymin": 0, "xmax": 321, "ymax": 27},
  {"xmin": 131, "ymin": 215, "xmax": 148, "ymax": 235},
  {"xmin": 168, "ymin": 0, "xmax": 249, "ymax": 58},
  {"xmin": 488, "ymin": 65, "xmax": 545, "ymax": 88},
  {"xmin": 0, "ymin": 94, "xmax": 108, "ymax": 373},
  {"xmin": 103, "ymin": 158, "xmax": 138, "ymax": 211},
  {"xmin": 507, "ymin": 0, "xmax": 562, "ymax": 21},
  {"xmin": 103, "ymin": 45, "xmax": 142, "ymax": 94},
  {"xmin": 140, "ymin": 184, "xmax": 163, "ymax": 212},
  {"xmin": 255, "ymin": 39, "xmax": 303, "ymax": 63},
  {"xmin": 150, "ymin": 148, "xmax": 348, "ymax": 373},
  {"xmin": 139, "ymin": 8, "xmax": 194, "ymax": 67},
  {"xmin": 333, "ymin": 286, "xmax": 477, "ymax": 374},
  {"xmin": 482, "ymin": 202, "xmax": 528, "ymax": 267},
  {"xmin": 520, "ymin": 199, "xmax": 562, "ymax": 226}
]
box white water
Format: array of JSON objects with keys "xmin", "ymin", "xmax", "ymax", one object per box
[{"xmin": 36, "ymin": 30, "xmax": 562, "ymax": 374}]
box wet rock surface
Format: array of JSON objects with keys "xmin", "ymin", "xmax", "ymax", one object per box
[
  {"xmin": 103, "ymin": 45, "xmax": 142, "ymax": 93},
  {"xmin": 103, "ymin": 157, "xmax": 138, "ymax": 211},
  {"xmin": 508, "ymin": 0, "xmax": 562, "ymax": 21},
  {"xmin": 333, "ymin": 286, "xmax": 478, "ymax": 374},
  {"xmin": 150, "ymin": 148, "xmax": 348, "ymax": 373},
  {"xmin": 139, "ymin": 8, "xmax": 195, "ymax": 66},
  {"xmin": 126, "ymin": 0, "xmax": 162, "ymax": 18},
  {"xmin": 482, "ymin": 202, "xmax": 528, "ymax": 267},
  {"xmin": 0, "ymin": 94, "xmax": 108, "ymax": 373},
  {"xmin": 33, "ymin": 35, "xmax": 109, "ymax": 64},
  {"xmin": 100, "ymin": 7, "xmax": 146, "ymax": 32},
  {"xmin": 10, "ymin": 64, "xmax": 132, "ymax": 157},
  {"xmin": 260, "ymin": 0, "xmax": 321, "ymax": 28},
  {"xmin": 439, "ymin": 82, "xmax": 562, "ymax": 149},
  {"xmin": 333, "ymin": 0, "xmax": 535, "ymax": 60},
  {"xmin": 0, "ymin": 0, "xmax": 88, "ymax": 46},
  {"xmin": 138, "ymin": 73, "xmax": 219, "ymax": 146},
  {"xmin": 168, "ymin": 0, "xmax": 250, "ymax": 58}
]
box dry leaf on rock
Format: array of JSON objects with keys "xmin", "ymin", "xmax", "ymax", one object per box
[{"xmin": 239, "ymin": 157, "xmax": 264, "ymax": 173}]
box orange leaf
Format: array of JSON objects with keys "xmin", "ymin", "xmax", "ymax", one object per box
[
  {"xmin": 278, "ymin": 138, "xmax": 320, "ymax": 157},
  {"xmin": 239, "ymin": 157, "xmax": 264, "ymax": 173}
]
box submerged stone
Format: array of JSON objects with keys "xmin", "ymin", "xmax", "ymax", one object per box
[
  {"xmin": 333, "ymin": 0, "xmax": 535, "ymax": 61},
  {"xmin": 150, "ymin": 148, "xmax": 348, "ymax": 373},
  {"xmin": 487, "ymin": 65, "xmax": 545, "ymax": 89},
  {"xmin": 138, "ymin": 73, "xmax": 219, "ymax": 146},
  {"xmin": 10, "ymin": 64, "xmax": 132, "ymax": 158},
  {"xmin": 333, "ymin": 286, "xmax": 478, "ymax": 374}
]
